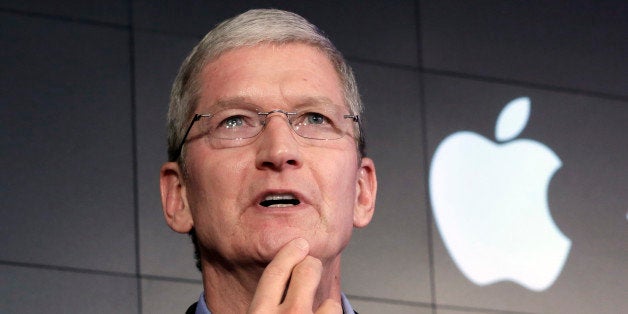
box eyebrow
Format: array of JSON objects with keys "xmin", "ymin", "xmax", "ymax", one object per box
[
  {"xmin": 210, "ymin": 97, "xmax": 258, "ymax": 111},
  {"xmin": 208, "ymin": 96, "xmax": 340, "ymax": 112},
  {"xmin": 297, "ymin": 96, "xmax": 338, "ymax": 109}
]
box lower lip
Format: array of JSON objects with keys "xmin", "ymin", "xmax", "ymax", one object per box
[
  {"xmin": 255, "ymin": 203, "xmax": 307, "ymax": 213},
  {"xmin": 266, "ymin": 204, "xmax": 297, "ymax": 208}
]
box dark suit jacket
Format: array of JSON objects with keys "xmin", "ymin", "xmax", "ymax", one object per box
[{"xmin": 185, "ymin": 302, "xmax": 197, "ymax": 314}]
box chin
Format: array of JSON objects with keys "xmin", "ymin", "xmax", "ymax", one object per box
[
  {"xmin": 251, "ymin": 228, "xmax": 320, "ymax": 261},
  {"xmin": 258, "ymin": 228, "xmax": 304, "ymax": 253}
]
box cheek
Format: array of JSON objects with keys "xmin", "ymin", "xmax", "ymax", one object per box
[
  {"xmin": 183, "ymin": 151, "xmax": 253, "ymax": 233},
  {"xmin": 187, "ymin": 149, "xmax": 251, "ymax": 196},
  {"xmin": 314, "ymin": 152, "xmax": 359, "ymax": 218}
]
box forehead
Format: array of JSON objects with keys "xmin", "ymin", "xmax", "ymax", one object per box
[{"xmin": 197, "ymin": 43, "xmax": 344, "ymax": 111}]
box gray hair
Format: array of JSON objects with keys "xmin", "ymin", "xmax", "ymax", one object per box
[{"xmin": 167, "ymin": 9, "xmax": 365, "ymax": 162}]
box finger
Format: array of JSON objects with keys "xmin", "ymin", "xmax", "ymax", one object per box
[
  {"xmin": 315, "ymin": 298, "xmax": 343, "ymax": 314},
  {"xmin": 249, "ymin": 238, "xmax": 310, "ymax": 309},
  {"xmin": 281, "ymin": 256, "xmax": 323, "ymax": 310}
]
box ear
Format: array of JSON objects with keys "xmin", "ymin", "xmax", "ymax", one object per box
[
  {"xmin": 353, "ymin": 157, "xmax": 377, "ymax": 228},
  {"xmin": 160, "ymin": 162, "xmax": 194, "ymax": 233}
]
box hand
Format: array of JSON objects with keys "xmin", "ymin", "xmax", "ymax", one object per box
[{"xmin": 248, "ymin": 238, "xmax": 343, "ymax": 314}]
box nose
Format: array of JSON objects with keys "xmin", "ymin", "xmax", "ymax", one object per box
[{"xmin": 254, "ymin": 112, "xmax": 302, "ymax": 171}]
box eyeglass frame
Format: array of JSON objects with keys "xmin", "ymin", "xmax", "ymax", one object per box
[{"xmin": 172, "ymin": 108, "xmax": 360, "ymax": 160}]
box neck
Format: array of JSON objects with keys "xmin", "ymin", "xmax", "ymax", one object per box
[{"xmin": 200, "ymin": 255, "xmax": 343, "ymax": 313}]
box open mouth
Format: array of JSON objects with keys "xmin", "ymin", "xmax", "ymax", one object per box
[{"xmin": 259, "ymin": 194, "xmax": 301, "ymax": 207}]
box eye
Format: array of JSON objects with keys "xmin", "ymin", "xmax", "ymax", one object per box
[
  {"xmin": 303, "ymin": 112, "xmax": 329, "ymax": 125},
  {"xmin": 221, "ymin": 115, "xmax": 245, "ymax": 129},
  {"xmin": 210, "ymin": 108, "xmax": 260, "ymax": 132}
]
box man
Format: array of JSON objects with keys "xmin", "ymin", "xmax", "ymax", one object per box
[{"xmin": 160, "ymin": 9, "xmax": 377, "ymax": 313}]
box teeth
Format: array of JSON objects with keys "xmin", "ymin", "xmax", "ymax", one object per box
[
  {"xmin": 264, "ymin": 194, "xmax": 296, "ymax": 201},
  {"xmin": 260, "ymin": 194, "xmax": 300, "ymax": 207}
]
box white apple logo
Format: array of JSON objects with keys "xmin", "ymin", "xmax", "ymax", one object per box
[{"xmin": 429, "ymin": 97, "xmax": 571, "ymax": 291}]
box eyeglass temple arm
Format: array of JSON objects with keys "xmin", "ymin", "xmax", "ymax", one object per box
[
  {"xmin": 174, "ymin": 114, "xmax": 202, "ymax": 160},
  {"xmin": 344, "ymin": 114, "xmax": 359, "ymax": 122}
]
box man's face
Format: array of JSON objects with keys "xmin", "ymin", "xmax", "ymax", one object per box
[{"xmin": 162, "ymin": 43, "xmax": 376, "ymax": 266}]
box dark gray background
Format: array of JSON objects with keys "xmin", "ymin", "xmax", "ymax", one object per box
[{"xmin": 1, "ymin": 1, "xmax": 626, "ymax": 313}]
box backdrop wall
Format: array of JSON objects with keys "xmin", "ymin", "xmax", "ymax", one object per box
[{"xmin": 2, "ymin": 1, "xmax": 626, "ymax": 313}]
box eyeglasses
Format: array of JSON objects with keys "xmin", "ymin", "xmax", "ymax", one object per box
[{"xmin": 174, "ymin": 104, "xmax": 359, "ymax": 159}]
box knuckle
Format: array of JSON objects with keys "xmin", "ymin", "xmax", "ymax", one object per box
[
  {"xmin": 315, "ymin": 299, "xmax": 342, "ymax": 314},
  {"xmin": 293, "ymin": 256, "xmax": 322, "ymax": 277},
  {"xmin": 263, "ymin": 263, "xmax": 287, "ymax": 278},
  {"xmin": 281, "ymin": 304, "xmax": 308, "ymax": 314}
]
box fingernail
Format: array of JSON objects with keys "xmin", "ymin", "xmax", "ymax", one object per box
[{"xmin": 293, "ymin": 238, "xmax": 309, "ymax": 250}]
